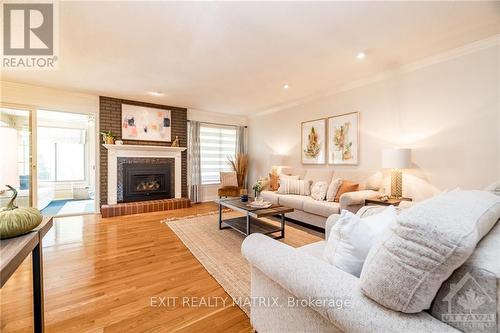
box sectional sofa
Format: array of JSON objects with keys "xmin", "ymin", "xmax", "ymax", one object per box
[
  {"xmin": 242, "ymin": 190, "xmax": 500, "ymax": 333},
  {"xmin": 260, "ymin": 170, "xmax": 382, "ymax": 229}
]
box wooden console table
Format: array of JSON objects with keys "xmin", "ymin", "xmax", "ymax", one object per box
[{"xmin": 0, "ymin": 216, "xmax": 53, "ymax": 333}]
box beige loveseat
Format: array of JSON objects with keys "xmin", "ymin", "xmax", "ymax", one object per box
[{"xmin": 260, "ymin": 170, "xmax": 382, "ymax": 229}]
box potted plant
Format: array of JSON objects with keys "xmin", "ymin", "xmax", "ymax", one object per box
[
  {"xmin": 100, "ymin": 130, "xmax": 115, "ymax": 144},
  {"xmin": 252, "ymin": 181, "xmax": 263, "ymax": 200}
]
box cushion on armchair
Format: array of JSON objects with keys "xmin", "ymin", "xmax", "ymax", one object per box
[
  {"xmin": 220, "ymin": 171, "xmax": 238, "ymax": 187},
  {"xmin": 360, "ymin": 190, "xmax": 500, "ymax": 313}
]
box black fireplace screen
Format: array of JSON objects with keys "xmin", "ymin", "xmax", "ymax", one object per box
[{"xmin": 122, "ymin": 163, "xmax": 173, "ymax": 202}]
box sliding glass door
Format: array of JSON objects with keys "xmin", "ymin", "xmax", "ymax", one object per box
[
  {"xmin": 0, "ymin": 106, "xmax": 97, "ymax": 216},
  {"xmin": 0, "ymin": 106, "xmax": 35, "ymax": 209},
  {"xmin": 36, "ymin": 110, "xmax": 96, "ymax": 216}
]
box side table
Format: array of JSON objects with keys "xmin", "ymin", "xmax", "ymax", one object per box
[{"xmin": 365, "ymin": 197, "xmax": 412, "ymax": 207}]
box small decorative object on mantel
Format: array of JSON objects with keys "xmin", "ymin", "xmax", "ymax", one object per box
[
  {"xmin": 115, "ymin": 140, "xmax": 123, "ymax": 145},
  {"xmin": 171, "ymin": 136, "xmax": 180, "ymax": 147},
  {"xmin": 100, "ymin": 130, "xmax": 115, "ymax": 144},
  {"xmin": 0, "ymin": 185, "xmax": 42, "ymax": 239}
]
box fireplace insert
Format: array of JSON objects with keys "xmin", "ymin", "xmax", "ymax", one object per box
[{"xmin": 122, "ymin": 163, "xmax": 173, "ymax": 202}]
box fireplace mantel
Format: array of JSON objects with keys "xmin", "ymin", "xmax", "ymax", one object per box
[
  {"xmin": 103, "ymin": 144, "xmax": 186, "ymax": 205},
  {"xmin": 103, "ymin": 144, "xmax": 186, "ymax": 152}
]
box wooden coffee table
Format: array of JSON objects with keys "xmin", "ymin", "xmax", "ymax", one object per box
[{"xmin": 218, "ymin": 198, "xmax": 293, "ymax": 239}]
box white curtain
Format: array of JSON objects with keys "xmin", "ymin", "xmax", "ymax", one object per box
[
  {"xmin": 188, "ymin": 121, "xmax": 201, "ymax": 203},
  {"xmin": 236, "ymin": 126, "xmax": 247, "ymax": 156},
  {"xmin": 236, "ymin": 126, "xmax": 248, "ymax": 187}
]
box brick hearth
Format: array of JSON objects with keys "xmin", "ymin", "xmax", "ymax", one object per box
[{"xmin": 101, "ymin": 198, "xmax": 191, "ymax": 218}]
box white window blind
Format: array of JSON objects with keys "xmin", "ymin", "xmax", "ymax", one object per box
[{"xmin": 200, "ymin": 124, "xmax": 237, "ymax": 185}]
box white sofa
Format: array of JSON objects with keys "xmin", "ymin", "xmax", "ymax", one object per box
[
  {"xmin": 261, "ymin": 170, "xmax": 382, "ymax": 229},
  {"xmin": 242, "ymin": 203, "xmax": 500, "ymax": 333}
]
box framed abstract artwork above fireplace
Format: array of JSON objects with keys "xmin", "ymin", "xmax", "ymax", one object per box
[{"xmin": 122, "ymin": 104, "xmax": 172, "ymax": 142}]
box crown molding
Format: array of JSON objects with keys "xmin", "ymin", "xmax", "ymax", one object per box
[{"xmin": 251, "ymin": 34, "xmax": 500, "ymax": 119}]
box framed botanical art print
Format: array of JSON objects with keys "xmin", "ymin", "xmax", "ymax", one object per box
[
  {"xmin": 328, "ymin": 112, "xmax": 359, "ymax": 165},
  {"xmin": 301, "ymin": 118, "xmax": 326, "ymax": 164}
]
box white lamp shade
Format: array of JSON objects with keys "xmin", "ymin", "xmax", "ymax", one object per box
[
  {"xmin": 0, "ymin": 127, "xmax": 20, "ymax": 189},
  {"xmin": 270, "ymin": 154, "xmax": 286, "ymax": 167},
  {"xmin": 382, "ymin": 148, "xmax": 411, "ymax": 169}
]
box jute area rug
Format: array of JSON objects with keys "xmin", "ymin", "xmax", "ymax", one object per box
[{"xmin": 163, "ymin": 210, "xmax": 322, "ymax": 316}]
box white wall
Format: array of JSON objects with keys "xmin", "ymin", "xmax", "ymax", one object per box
[
  {"xmin": 188, "ymin": 108, "xmax": 247, "ymax": 126},
  {"xmin": 1, "ymin": 81, "xmax": 98, "ymax": 115},
  {"xmin": 249, "ymin": 44, "xmax": 500, "ymax": 201},
  {"xmin": 188, "ymin": 108, "xmax": 248, "ymax": 202}
]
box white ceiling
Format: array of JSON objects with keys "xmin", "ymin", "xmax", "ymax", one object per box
[{"xmin": 2, "ymin": 1, "xmax": 499, "ymax": 115}]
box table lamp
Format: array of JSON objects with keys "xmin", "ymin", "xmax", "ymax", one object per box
[
  {"xmin": 382, "ymin": 148, "xmax": 411, "ymax": 199},
  {"xmin": 269, "ymin": 154, "xmax": 286, "ymax": 174}
]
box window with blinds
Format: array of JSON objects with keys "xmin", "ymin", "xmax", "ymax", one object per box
[{"xmin": 200, "ymin": 124, "xmax": 237, "ymax": 185}]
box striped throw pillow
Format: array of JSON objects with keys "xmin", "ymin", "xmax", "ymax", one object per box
[{"xmin": 278, "ymin": 176, "xmax": 311, "ymax": 195}]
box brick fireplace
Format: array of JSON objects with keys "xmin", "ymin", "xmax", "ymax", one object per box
[
  {"xmin": 99, "ymin": 96, "xmax": 188, "ymax": 207},
  {"xmin": 99, "ymin": 96, "xmax": 190, "ymax": 217}
]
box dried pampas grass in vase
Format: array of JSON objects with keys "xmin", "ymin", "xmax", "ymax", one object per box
[{"xmin": 227, "ymin": 154, "xmax": 248, "ymax": 188}]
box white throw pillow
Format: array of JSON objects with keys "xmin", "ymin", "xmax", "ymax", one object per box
[
  {"xmin": 360, "ymin": 190, "xmax": 500, "ymax": 313},
  {"xmin": 277, "ymin": 175, "xmax": 300, "ymax": 194},
  {"xmin": 310, "ymin": 181, "xmax": 328, "ymax": 201},
  {"xmin": 323, "ymin": 206, "xmax": 397, "ymax": 277},
  {"xmin": 485, "ymin": 181, "xmax": 500, "ymax": 196},
  {"xmin": 220, "ymin": 171, "xmax": 238, "ymax": 187},
  {"xmin": 326, "ymin": 178, "xmax": 343, "ymax": 202}
]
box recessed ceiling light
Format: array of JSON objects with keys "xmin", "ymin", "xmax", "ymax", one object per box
[
  {"xmin": 356, "ymin": 52, "xmax": 366, "ymax": 60},
  {"xmin": 283, "ymin": 84, "xmax": 289, "ymax": 89},
  {"xmin": 149, "ymin": 91, "xmax": 164, "ymax": 97}
]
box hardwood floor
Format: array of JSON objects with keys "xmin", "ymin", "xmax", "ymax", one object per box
[{"xmin": 1, "ymin": 202, "xmax": 321, "ymax": 333}]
